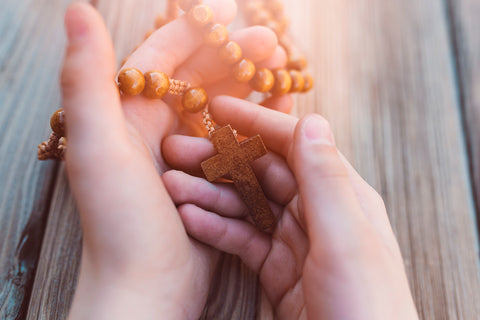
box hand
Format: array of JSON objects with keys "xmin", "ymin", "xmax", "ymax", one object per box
[
  {"xmin": 61, "ymin": 2, "xmax": 290, "ymax": 319},
  {"xmin": 161, "ymin": 96, "xmax": 419, "ymax": 319}
]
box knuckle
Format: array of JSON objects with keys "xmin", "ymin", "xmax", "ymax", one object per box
[
  {"xmin": 304, "ymin": 113, "xmax": 332, "ymax": 134},
  {"xmin": 307, "ymin": 144, "xmax": 348, "ymax": 178}
]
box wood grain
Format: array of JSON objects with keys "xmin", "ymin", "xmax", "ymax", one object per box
[
  {"xmin": 0, "ymin": 0, "xmax": 70, "ymax": 318},
  {"xmin": 1, "ymin": 0, "xmax": 478, "ymax": 319},
  {"xmin": 447, "ymin": 0, "xmax": 480, "ymax": 243},
  {"xmin": 26, "ymin": 168, "xmax": 81, "ymax": 319},
  {"xmin": 287, "ymin": 0, "xmax": 480, "ymax": 318}
]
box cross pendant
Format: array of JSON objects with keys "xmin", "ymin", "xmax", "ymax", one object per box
[{"xmin": 201, "ymin": 125, "xmax": 276, "ymax": 231}]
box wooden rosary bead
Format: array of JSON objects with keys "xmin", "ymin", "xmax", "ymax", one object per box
[
  {"xmin": 218, "ymin": 41, "xmax": 243, "ymax": 65},
  {"xmin": 287, "ymin": 54, "xmax": 307, "ymax": 70},
  {"xmin": 182, "ymin": 87, "xmax": 208, "ymax": 113},
  {"xmin": 244, "ymin": 2, "xmax": 263, "ymax": 17},
  {"xmin": 249, "ymin": 68, "xmax": 274, "ymax": 92},
  {"xmin": 204, "ymin": 23, "xmax": 229, "ymax": 47},
  {"xmin": 289, "ymin": 70, "xmax": 305, "ymax": 92},
  {"xmin": 233, "ymin": 58, "xmax": 256, "ymax": 83},
  {"xmin": 271, "ymin": 69, "xmax": 292, "ymax": 95},
  {"xmin": 50, "ymin": 108, "xmax": 66, "ymax": 137},
  {"xmin": 188, "ymin": 4, "xmax": 213, "ymax": 28},
  {"xmin": 251, "ymin": 10, "xmax": 272, "ymax": 26},
  {"xmin": 302, "ymin": 72, "xmax": 314, "ymax": 92},
  {"xmin": 178, "ymin": 0, "xmax": 201, "ymax": 12},
  {"xmin": 267, "ymin": 0, "xmax": 284, "ymax": 17},
  {"xmin": 143, "ymin": 71, "xmax": 170, "ymax": 99},
  {"xmin": 117, "ymin": 68, "xmax": 145, "ymax": 95}
]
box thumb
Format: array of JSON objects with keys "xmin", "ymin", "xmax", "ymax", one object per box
[
  {"xmin": 292, "ymin": 114, "xmax": 368, "ymax": 246},
  {"xmin": 61, "ymin": 2, "xmax": 125, "ymax": 152}
]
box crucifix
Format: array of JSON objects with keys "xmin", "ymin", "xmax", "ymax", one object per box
[{"xmin": 201, "ymin": 125, "xmax": 276, "ymax": 231}]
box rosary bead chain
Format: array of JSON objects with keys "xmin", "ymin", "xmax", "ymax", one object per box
[
  {"xmin": 271, "ymin": 69, "xmax": 292, "ymax": 95},
  {"xmin": 38, "ymin": 0, "xmax": 314, "ymax": 161},
  {"xmin": 168, "ymin": 79, "xmax": 191, "ymax": 95},
  {"xmin": 50, "ymin": 108, "xmax": 66, "ymax": 137},
  {"xmin": 182, "ymin": 87, "xmax": 208, "ymax": 113},
  {"xmin": 218, "ymin": 41, "xmax": 243, "ymax": 65},
  {"xmin": 203, "ymin": 23, "xmax": 229, "ymax": 47},
  {"xmin": 250, "ymin": 68, "xmax": 275, "ymax": 92},
  {"xmin": 117, "ymin": 68, "xmax": 145, "ymax": 95},
  {"xmin": 188, "ymin": 4, "xmax": 214, "ymax": 27},
  {"xmin": 144, "ymin": 71, "xmax": 170, "ymax": 99},
  {"xmin": 38, "ymin": 132, "xmax": 66, "ymax": 160},
  {"xmin": 232, "ymin": 58, "xmax": 256, "ymax": 83},
  {"xmin": 289, "ymin": 70, "xmax": 305, "ymax": 93}
]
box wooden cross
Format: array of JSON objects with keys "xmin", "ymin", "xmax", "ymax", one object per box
[{"xmin": 201, "ymin": 125, "xmax": 276, "ymax": 231}]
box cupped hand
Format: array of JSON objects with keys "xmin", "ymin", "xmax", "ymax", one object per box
[
  {"xmin": 62, "ymin": 2, "xmax": 291, "ymax": 319},
  {"xmin": 161, "ymin": 96, "xmax": 419, "ymax": 319}
]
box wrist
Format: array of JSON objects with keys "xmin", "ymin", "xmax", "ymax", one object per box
[{"xmin": 68, "ymin": 258, "xmax": 194, "ymax": 320}]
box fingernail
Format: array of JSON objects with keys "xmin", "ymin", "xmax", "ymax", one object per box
[
  {"xmin": 303, "ymin": 115, "xmax": 335, "ymax": 145},
  {"xmin": 65, "ymin": 4, "xmax": 89, "ymax": 42}
]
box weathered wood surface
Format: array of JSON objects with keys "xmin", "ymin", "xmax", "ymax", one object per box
[
  {"xmin": 288, "ymin": 0, "xmax": 480, "ymax": 319},
  {"xmin": 0, "ymin": 0, "xmax": 68, "ymax": 318},
  {"xmin": 448, "ymin": 0, "xmax": 480, "ymax": 241},
  {"xmin": 0, "ymin": 0, "xmax": 478, "ymax": 319}
]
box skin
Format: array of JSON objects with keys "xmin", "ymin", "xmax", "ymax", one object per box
[
  {"xmin": 63, "ymin": 2, "xmax": 289, "ymax": 319},
  {"xmin": 62, "ymin": 2, "xmax": 418, "ymax": 320},
  {"xmin": 161, "ymin": 96, "xmax": 419, "ymax": 319}
]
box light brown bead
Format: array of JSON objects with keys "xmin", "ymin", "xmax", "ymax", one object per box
[
  {"xmin": 264, "ymin": 20, "xmax": 281, "ymax": 34},
  {"xmin": 289, "ymin": 70, "xmax": 305, "ymax": 92},
  {"xmin": 178, "ymin": 0, "xmax": 201, "ymax": 12},
  {"xmin": 302, "ymin": 72, "xmax": 314, "ymax": 92},
  {"xmin": 232, "ymin": 59, "xmax": 256, "ymax": 83},
  {"xmin": 143, "ymin": 71, "xmax": 170, "ymax": 99},
  {"xmin": 188, "ymin": 4, "xmax": 213, "ymax": 27},
  {"xmin": 204, "ymin": 23, "xmax": 229, "ymax": 47},
  {"xmin": 50, "ymin": 108, "xmax": 66, "ymax": 137},
  {"xmin": 117, "ymin": 68, "xmax": 145, "ymax": 95},
  {"xmin": 182, "ymin": 87, "xmax": 208, "ymax": 113},
  {"xmin": 251, "ymin": 9, "xmax": 272, "ymax": 25},
  {"xmin": 218, "ymin": 41, "xmax": 242, "ymax": 65},
  {"xmin": 267, "ymin": 0, "xmax": 284, "ymax": 17},
  {"xmin": 287, "ymin": 53, "xmax": 307, "ymax": 70},
  {"xmin": 271, "ymin": 69, "xmax": 292, "ymax": 95},
  {"xmin": 249, "ymin": 68, "xmax": 274, "ymax": 92}
]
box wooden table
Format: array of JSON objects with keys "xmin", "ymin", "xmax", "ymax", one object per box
[{"xmin": 1, "ymin": 0, "xmax": 480, "ymax": 318}]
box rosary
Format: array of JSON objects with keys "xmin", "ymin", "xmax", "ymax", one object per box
[{"xmin": 38, "ymin": 0, "xmax": 313, "ymax": 231}]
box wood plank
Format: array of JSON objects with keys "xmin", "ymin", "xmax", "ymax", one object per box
[
  {"xmin": 447, "ymin": 0, "xmax": 480, "ymax": 250},
  {"xmin": 287, "ymin": 0, "xmax": 480, "ymax": 318},
  {"xmin": 0, "ymin": 0, "xmax": 72, "ymax": 318},
  {"xmin": 24, "ymin": 0, "xmax": 480, "ymax": 319}
]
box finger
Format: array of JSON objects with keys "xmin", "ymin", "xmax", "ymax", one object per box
[
  {"xmin": 172, "ymin": 26, "xmax": 278, "ymax": 87},
  {"xmin": 162, "ymin": 170, "xmax": 249, "ymax": 218},
  {"xmin": 204, "ymin": 45, "xmax": 287, "ymax": 99},
  {"xmin": 338, "ymin": 152, "xmax": 398, "ymax": 248},
  {"xmin": 178, "ymin": 204, "xmax": 271, "ymax": 273},
  {"xmin": 209, "ymin": 96, "xmax": 297, "ymax": 157},
  {"xmin": 261, "ymin": 94, "xmax": 294, "ymax": 113},
  {"xmin": 123, "ymin": 0, "xmax": 237, "ymax": 76},
  {"xmin": 292, "ymin": 114, "xmax": 370, "ymax": 247},
  {"xmin": 61, "ymin": 3, "xmax": 126, "ymax": 146},
  {"xmin": 162, "ymin": 135, "xmax": 297, "ymax": 204}
]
